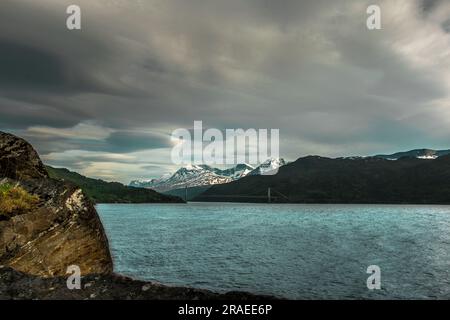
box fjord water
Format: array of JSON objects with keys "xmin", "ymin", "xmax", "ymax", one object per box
[{"xmin": 96, "ymin": 203, "xmax": 450, "ymax": 299}]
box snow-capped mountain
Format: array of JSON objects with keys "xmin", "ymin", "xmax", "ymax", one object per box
[
  {"xmin": 154, "ymin": 165, "xmax": 232, "ymax": 192},
  {"xmin": 375, "ymin": 149, "xmax": 450, "ymax": 160},
  {"xmin": 129, "ymin": 160, "xmax": 288, "ymax": 192},
  {"xmin": 129, "ymin": 173, "xmax": 171, "ymax": 188},
  {"xmin": 218, "ymin": 163, "xmax": 255, "ymax": 180},
  {"xmin": 249, "ymin": 158, "xmax": 287, "ymax": 176},
  {"xmin": 129, "ymin": 163, "xmax": 255, "ymax": 192}
]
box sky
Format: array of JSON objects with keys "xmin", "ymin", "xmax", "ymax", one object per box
[{"xmin": 1, "ymin": 0, "xmax": 450, "ymax": 183}]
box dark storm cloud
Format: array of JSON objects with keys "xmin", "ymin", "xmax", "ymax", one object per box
[
  {"xmin": 0, "ymin": 41, "xmax": 67, "ymax": 89},
  {"xmin": 421, "ymin": 0, "xmax": 441, "ymax": 13},
  {"xmin": 105, "ymin": 131, "xmax": 172, "ymax": 153},
  {"xmin": 0, "ymin": 0, "xmax": 145, "ymax": 113},
  {"xmin": 1, "ymin": 0, "xmax": 450, "ymax": 182},
  {"xmin": 18, "ymin": 128, "xmax": 171, "ymax": 155},
  {"xmin": 141, "ymin": 165, "xmax": 164, "ymax": 171},
  {"xmin": 0, "ymin": 98, "xmax": 82, "ymax": 130},
  {"xmin": 443, "ymin": 19, "xmax": 450, "ymax": 33},
  {"xmin": 0, "ymin": 39, "xmax": 110, "ymax": 95}
]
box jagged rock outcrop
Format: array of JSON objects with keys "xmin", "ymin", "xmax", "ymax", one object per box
[
  {"xmin": 0, "ymin": 132, "xmax": 48, "ymax": 180},
  {"xmin": 0, "ymin": 132, "xmax": 113, "ymax": 277}
]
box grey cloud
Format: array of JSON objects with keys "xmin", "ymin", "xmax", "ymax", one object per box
[
  {"xmin": 0, "ymin": 39, "xmax": 109, "ymax": 95},
  {"xmin": 1, "ymin": 0, "xmax": 450, "ymax": 182},
  {"xmin": 18, "ymin": 129, "xmax": 171, "ymax": 155},
  {"xmin": 105, "ymin": 131, "xmax": 172, "ymax": 153},
  {"xmin": 421, "ymin": 0, "xmax": 442, "ymax": 13},
  {"xmin": 443, "ymin": 19, "xmax": 450, "ymax": 32},
  {"xmin": 0, "ymin": 0, "xmax": 146, "ymax": 107},
  {"xmin": 0, "ymin": 97, "xmax": 84, "ymax": 130},
  {"xmin": 19, "ymin": 134, "xmax": 106, "ymax": 156},
  {"xmin": 141, "ymin": 165, "xmax": 165, "ymax": 171},
  {"xmin": 0, "ymin": 41, "xmax": 67, "ymax": 89}
]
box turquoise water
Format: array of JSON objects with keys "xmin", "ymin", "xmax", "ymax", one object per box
[{"xmin": 96, "ymin": 203, "xmax": 450, "ymax": 299}]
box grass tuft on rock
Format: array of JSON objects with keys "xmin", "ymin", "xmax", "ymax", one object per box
[{"xmin": 0, "ymin": 183, "xmax": 39, "ymax": 220}]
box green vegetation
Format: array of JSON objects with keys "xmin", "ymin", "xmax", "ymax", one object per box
[
  {"xmin": 0, "ymin": 183, "xmax": 12, "ymax": 194},
  {"xmin": 0, "ymin": 183, "xmax": 39, "ymax": 220},
  {"xmin": 46, "ymin": 166, "xmax": 183, "ymax": 204}
]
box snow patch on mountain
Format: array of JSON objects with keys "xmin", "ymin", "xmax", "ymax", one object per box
[
  {"xmin": 130, "ymin": 159, "xmax": 288, "ymax": 192},
  {"xmin": 375, "ymin": 149, "xmax": 450, "ymax": 160},
  {"xmin": 249, "ymin": 158, "xmax": 286, "ymax": 176},
  {"xmin": 129, "ymin": 163, "xmax": 256, "ymax": 192}
]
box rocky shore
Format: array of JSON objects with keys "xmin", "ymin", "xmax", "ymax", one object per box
[
  {"xmin": 0, "ymin": 132, "xmax": 273, "ymax": 300},
  {"xmin": 0, "ymin": 266, "xmax": 271, "ymax": 300}
]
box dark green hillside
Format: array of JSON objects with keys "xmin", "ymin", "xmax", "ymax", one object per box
[
  {"xmin": 46, "ymin": 166, "xmax": 184, "ymax": 204},
  {"xmin": 195, "ymin": 155, "xmax": 450, "ymax": 204},
  {"xmin": 163, "ymin": 185, "xmax": 211, "ymax": 201}
]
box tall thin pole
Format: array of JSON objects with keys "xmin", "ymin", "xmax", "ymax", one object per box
[
  {"xmin": 268, "ymin": 187, "xmax": 271, "ymax": 203},
  {"xmin": 185, "ymin": 186, "xmax": 188, "ymax": 202}
]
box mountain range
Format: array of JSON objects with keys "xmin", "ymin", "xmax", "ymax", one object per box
[
  {"xmin": 129, "ymin": 159, "xmax": 285, "ymax": 192},
  {"xmin": 47, "ymin": 147, "xmax": 450, "ymax": 203},
  {"xmin": 374, "ymin": 148, "xmax": 450, "ymax": 160},
  {"xmin": 195, "ymin": 151, "xmax": 450, "ymax": 204},
  {"xmin": 130, "ymin": 149, "xmax": 450, "ymax": 194}
]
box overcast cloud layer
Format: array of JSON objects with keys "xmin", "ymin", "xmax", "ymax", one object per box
[{"xmin": 1, "ymin": 0, "xmax": 450, "ymax": 183}]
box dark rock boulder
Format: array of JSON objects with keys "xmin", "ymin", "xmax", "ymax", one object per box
[
  {"xmin": 0, "ymin": 266, "xmax": 276, "ymax": 300},
  {"xmin": 0, "ymin": 132, "xmax": 48, "ymax": 180},
  {"xmin": 0, "ymin": 132, "xmax": 113, "ymax": 277}
]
